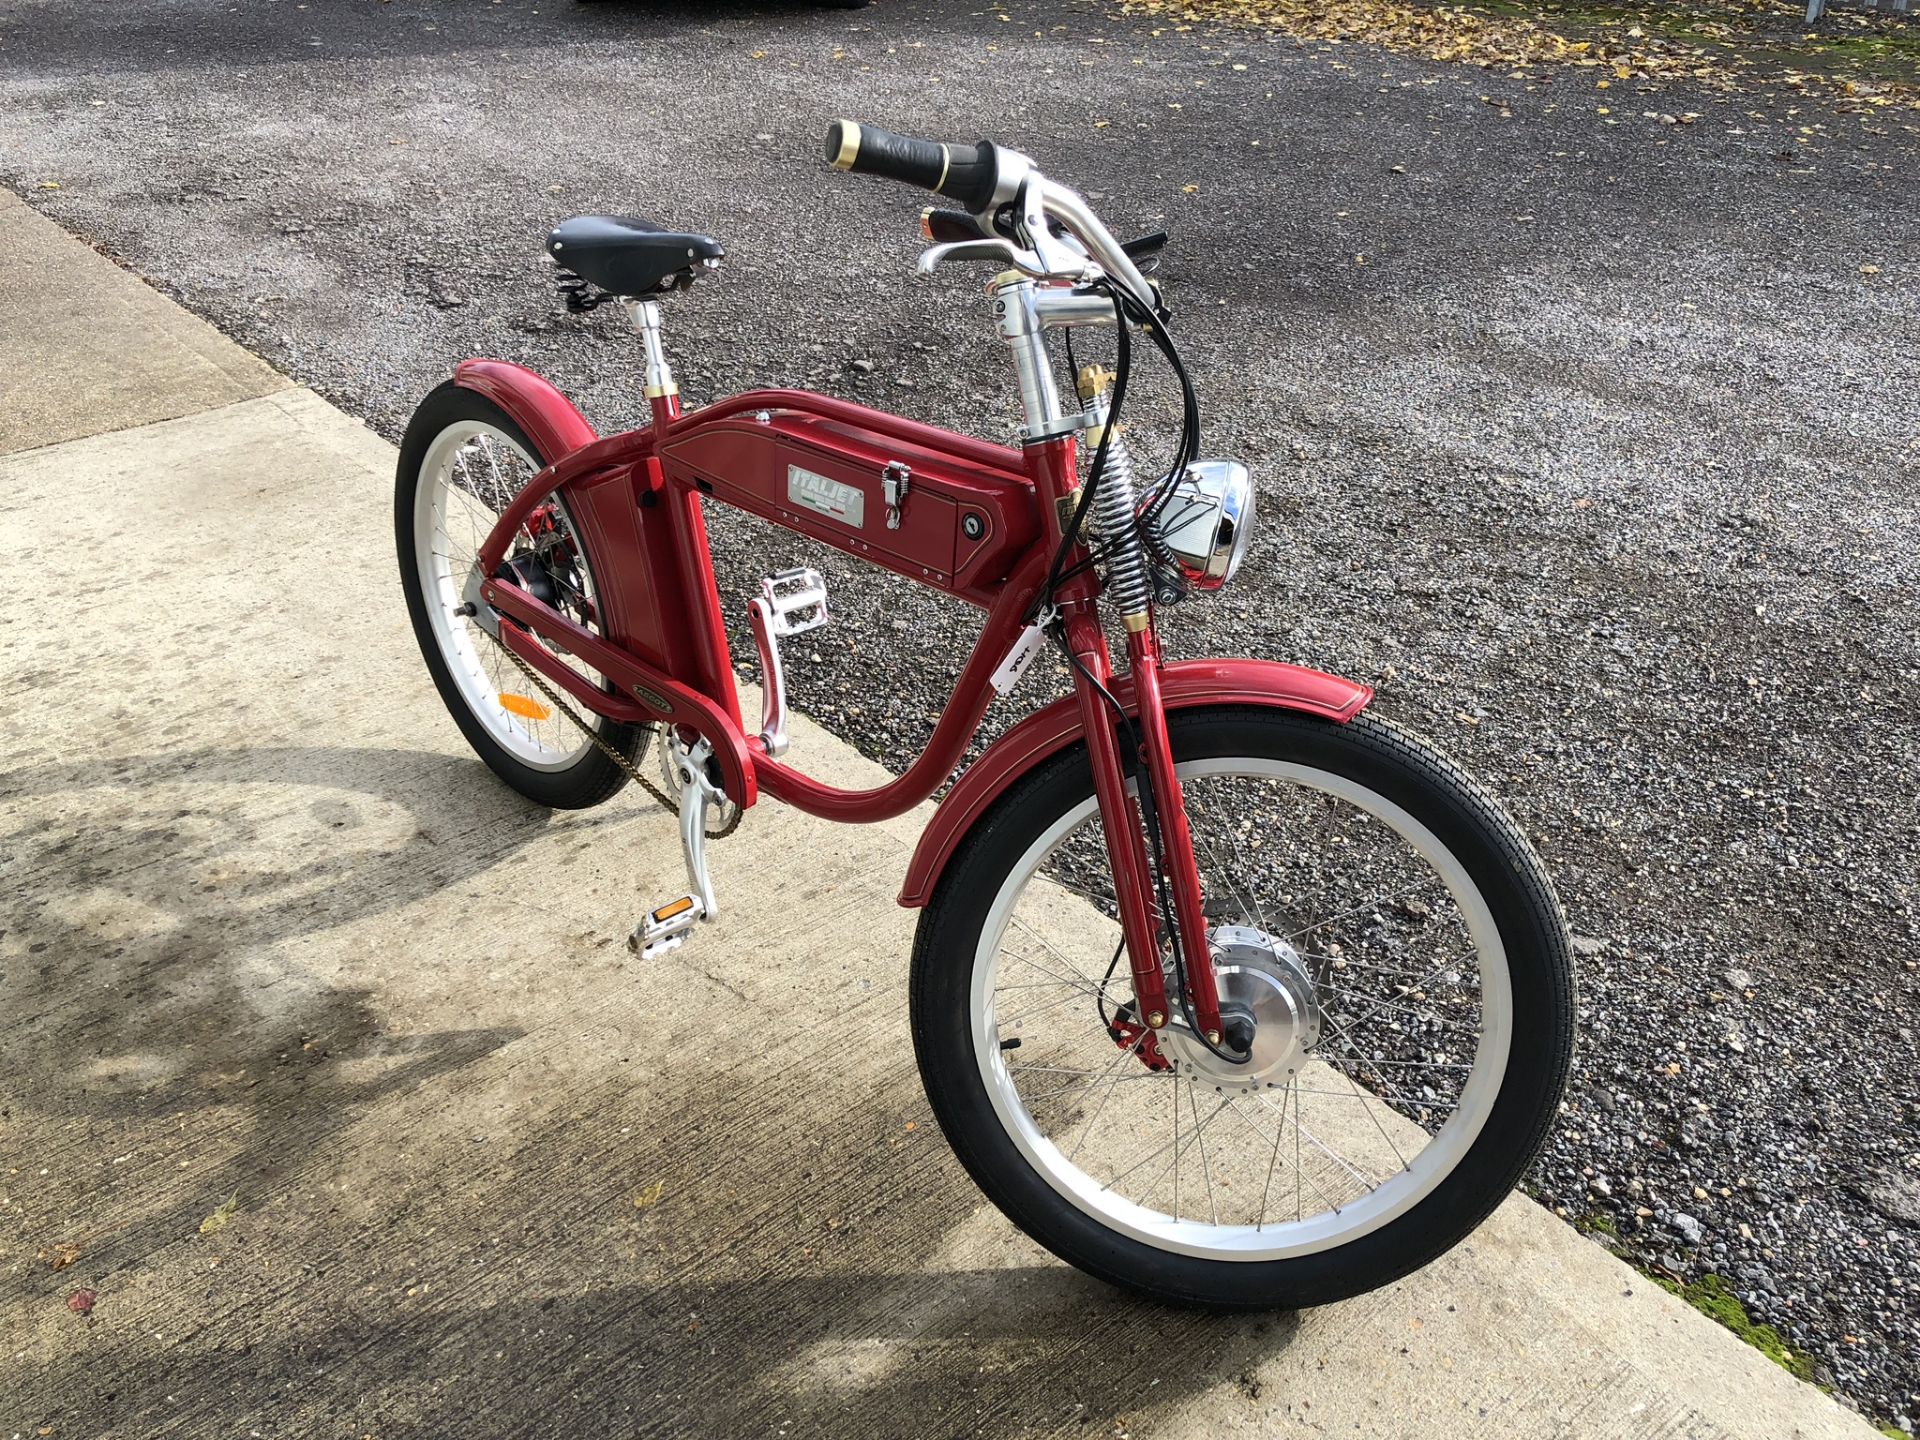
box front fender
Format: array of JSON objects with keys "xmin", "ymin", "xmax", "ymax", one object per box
[
  {"xmin": 453, "ymin": 358, "xmax": 598, "ymax": 464},
  {"xmin": 897, "ymin": 658, "xmax": 1372, "ymax": 908}
]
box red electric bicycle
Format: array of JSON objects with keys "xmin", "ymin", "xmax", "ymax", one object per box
[{"xmin": 395, "ymin": 122, "xmax": 1574, "ymax": 1307}]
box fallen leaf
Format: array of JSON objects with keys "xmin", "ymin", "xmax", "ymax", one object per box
[
  {"xmin": 198, "ymin": 1193, "xmax": 239, "ymax": 1235},
  {"xmin": 67, "ymin": 1289, "xmax": 96, "ymax": 1316},
  {"xmin": 633, "ymin": 1180, "xmax": 667, "ymax": 1209},
  {"xmin": 49, "ymin": 1242, "xmax": 82, "ymax": 1272}
]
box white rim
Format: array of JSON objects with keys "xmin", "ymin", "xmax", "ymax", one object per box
[
  {"xmin": 969, "ymin": 757, "xmax": 1513, "ymax": 1262},
  {"xmin": 412, "ymin": 420, "xmax": 596, "ymax": 772}
]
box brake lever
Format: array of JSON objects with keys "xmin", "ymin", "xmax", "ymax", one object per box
[
  {"xmin": 1122, "ymin": 229, "xmax": 1169, "ymax": 270},
  {"xmin": 915, "ymin": 237, "xmax": 1056, "ymax": 279}
]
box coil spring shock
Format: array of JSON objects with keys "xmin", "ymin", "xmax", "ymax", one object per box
[{"xmin": 1078, "ymin": 368, "xmax": 1154, "ymax": 618}]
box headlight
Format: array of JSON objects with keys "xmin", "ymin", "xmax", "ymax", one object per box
[{"xmin": 1141, "ymin": 460, "xmax": 1254, "ymax": 593}]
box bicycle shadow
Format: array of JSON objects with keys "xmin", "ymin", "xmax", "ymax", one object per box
[
  {"xmin": 6, "ymin": 742, "xmax": 1311, "ymax": 1437},
  {"xmin": 0, "ymin": 743, "xmax": 616, "ymax": 1274},
  {"xmin": 33, "ymin": 1263, "xmax": 1300, "ymax": 1438}
]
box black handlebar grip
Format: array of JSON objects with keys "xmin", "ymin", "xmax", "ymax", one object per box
[{"xmin": 825, "ymin": 120, "xmax": 999, "ymax": 212}]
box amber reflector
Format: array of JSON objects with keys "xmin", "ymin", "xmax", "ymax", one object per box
[{"xmin": 498, "ymin": 693, "xmax": 552, "ymax": 721}]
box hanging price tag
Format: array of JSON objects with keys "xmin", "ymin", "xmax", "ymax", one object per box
[{"xmin": 990, "ymin": 623, "xmax": 1048, "ymax": 694}]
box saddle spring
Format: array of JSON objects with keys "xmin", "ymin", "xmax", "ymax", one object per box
[{"xmin": 555, "ymin": 267, "xmax": 615, "ymax": 314}]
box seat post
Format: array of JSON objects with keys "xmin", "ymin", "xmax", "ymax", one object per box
[{"xmin": 621, "ymin": 298, "xmax": 677, "ymax": 402}]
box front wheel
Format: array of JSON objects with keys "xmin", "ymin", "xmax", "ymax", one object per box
[{"xmin": 910, "ymin": 706, "xmax": 1573, "ymax": 1308}]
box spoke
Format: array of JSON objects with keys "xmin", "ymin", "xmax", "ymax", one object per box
[
  {"xmin": 1064, "ymin": 1028, "xmax": 1152, "ymax": 1164},
  {"xmin": 1228, "ymin": 1091, "xmax": 1346, "ymax": 1218},
  {"xmin": 1007, "ymin": 914, "xmax": 1109, "ymax": 991},
  {"xmin": 1040, "ymin": 867, "xmax": 1119, "ymax": 912},
  {"xmin": 1325, "ymin": 1056, "xmax": 1474, "ymax": 1070},
  {"xmin": 1020, "ymin": 1070, "xmax": 1165, "ymax": 1105},
  {"xmin": 1305, "ymin": 951, "xmax": 1459, "ymax": 978},
  {"xmin": 999, "ymin": 938, "xmax": 1104, "ymax": 999},
  {"xmin": 1256, "ymin": 1066, "xmax": 1288, "ymax": 1230},
  {"xmin": 1173, "ymin": 1072, "xmax": 1181, "ymax": 1219},
  {"xmin": 1294, "ymin": 1074, "xmax": 1302, "ymax": 1221},
  {"xmin": 996, "ymin": 985, "xmax": 1105, "ymax": 1031},
  {"xmin": 1256, "ymin": 1092, "xmax": 1376, "ymax": 1195},
  {"xmin": 1287, "ymin": 1078, "xmax": 1460, "ymax": 1113},
  {"xmin": 1188, "ymin": 1078, "xmax": 1219, "ymax": 1225},
  {"xmin": 1197, "ymin": 826, "xmax": 1267, "ymax": 933},
  {"xmin": 1328, "ymin": 1050, "xmax": 1411, "ymax": 1173},
  {"xmin": 1311, "ymin": 985, "xmax": 1477, "ymax": 1031},
  {"xmin": 1124, "ymin": 1092, "xmax": 1228, "ymax": 1214},
  {"xmin": 1284, "ymin": 880, "xmax": 1438, "ymax": 944},
  {"xmin": 1313, "ymin": 949, "xmax": 1479, "ymax": 1053}
]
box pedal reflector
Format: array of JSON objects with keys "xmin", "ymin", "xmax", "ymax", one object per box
[
  {"xmin": 498, "ymin": 693, "xmax": 553, "ymax": 721},
  {"xmin": 652, "ymin": 896, "xmax": 697, "ymax": 923}
]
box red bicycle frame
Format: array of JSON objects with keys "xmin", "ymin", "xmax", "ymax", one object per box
[{"xmin": 459, "ymin": 347, "xmax": 1371, "ymax": 1040}]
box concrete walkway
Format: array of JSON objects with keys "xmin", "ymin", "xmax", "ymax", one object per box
[{"xmin": 0, "ymin": 188, "xmax": 1876, "ymax": 1439}]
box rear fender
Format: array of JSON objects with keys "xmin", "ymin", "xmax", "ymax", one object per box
[
  {"xmin": 897, "ymin": 658, "xmax": 1372, "ymax": 908},
  {"xmin": 453, "ymin": 358, "xmax": 597, "ymax": 463}
]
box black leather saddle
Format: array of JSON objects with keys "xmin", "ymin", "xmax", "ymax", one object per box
[{"xmin": 546, "ymin": 215, "xmax": 724, "ymax": 297}]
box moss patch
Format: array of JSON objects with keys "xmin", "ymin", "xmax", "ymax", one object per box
[{"xmin": 1652, "ymin": 1274, "xmax": 1817, "ymax": 1382}]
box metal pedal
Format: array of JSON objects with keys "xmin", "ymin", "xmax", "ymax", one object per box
[
  {"xmin": 746, "ymin": 568, "xmax": 829, "ymax": 758},
  {"xmin": 628, "ymin": 735, "xmax": 723, "ymax": 957},
  {"xmin": 631, "ymin": 893, "xmax": 706, "ymax": 959},
  {"xmin": 758, "ymin": 567, "xmax": 830, "ymax": 636}
]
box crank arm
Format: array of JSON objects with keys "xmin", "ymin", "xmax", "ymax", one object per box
[
  {"xmin": 673, "ymin": 738, "xmax": 721, "ymax": 922},
  {"xmin": 629, "ymin": 736, "xmax": 723, "ymax": 959}
]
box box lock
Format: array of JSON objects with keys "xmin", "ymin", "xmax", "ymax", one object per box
[{"xmin": 882, "ymin": 460, "xmax": 911, "ymax": 530}]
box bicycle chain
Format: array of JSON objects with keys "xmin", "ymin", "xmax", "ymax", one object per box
[{"xmin": 492, "ymin": 638, "xmax": 743, "ymax": 838}]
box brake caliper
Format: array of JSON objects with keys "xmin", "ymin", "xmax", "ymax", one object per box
[{"xmin": 1107, "ymin": 1001, "xmax": 1172, "ymax": 1073}]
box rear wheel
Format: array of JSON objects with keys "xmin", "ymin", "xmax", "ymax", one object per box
[
  {"xmin": 910, "ymin": 707, "xmax": 1572, "ymax": 1307},
  {"xmin": 395, "ymin": 382, "xmax": 647, "ymax": 809}
]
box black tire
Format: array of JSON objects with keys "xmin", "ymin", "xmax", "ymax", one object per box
[
  {"xmin": 910, "ymin": 706, "xmax": 1573, "ymax": 1308},
  {"xmin": 395, "ymin": 381, "xmax": 647, "ymax": 810}
]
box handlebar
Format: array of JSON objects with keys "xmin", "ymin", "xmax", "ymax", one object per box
[
  {"xmin": 825, "ymin": 120, "xmax": 1000, "ymax": 212},
  {"xmin": 826, "ymin": 119, "xmax": 1163, "ymax": 316}
]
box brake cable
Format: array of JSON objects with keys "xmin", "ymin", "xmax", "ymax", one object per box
[{"xmin": 1039, "ymin": 282, "xmax": 1246, "ymax": 1068}]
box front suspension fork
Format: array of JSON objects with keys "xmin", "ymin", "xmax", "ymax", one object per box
[{"xmin": 1063, "ymin": 609, "xmax": 1225, "ymax": 1042}]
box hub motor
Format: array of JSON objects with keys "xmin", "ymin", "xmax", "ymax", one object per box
[{"xmin": 1158, "ymin": 926, "xmax": 1321, "ymax": 1093}]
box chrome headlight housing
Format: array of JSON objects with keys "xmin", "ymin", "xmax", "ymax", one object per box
[{"xmin": 1141, "ymin": 460, "xmax": 1254, "ymax": 594}]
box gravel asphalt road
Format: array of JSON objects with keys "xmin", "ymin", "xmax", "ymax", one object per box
[{"xmin": 3, "ymin": 0, "xmax": 1916, "ymax": 1426}]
